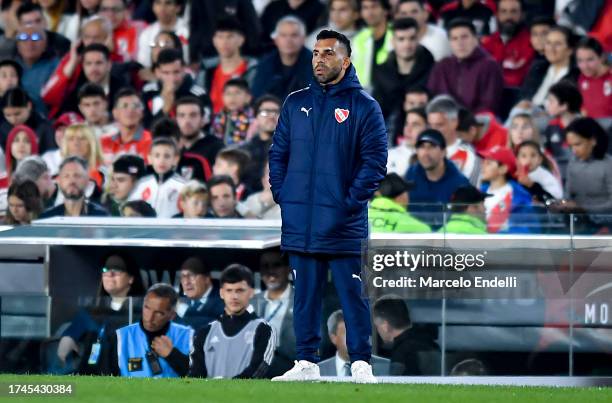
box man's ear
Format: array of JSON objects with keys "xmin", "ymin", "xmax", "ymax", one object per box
[{"xmin": 343, "ymin": 57, "xmax": 351, "ymax": 70}]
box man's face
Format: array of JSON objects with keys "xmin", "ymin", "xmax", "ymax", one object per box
[
  {"xmin": 396, "ymin": 1, "xmax": 427, "ymax": 28},
  {"xmin": 212, "ymin": 30, "xmax": 244, "ymax": 58},
  {"xmin": 393, "ymin": 27, "xmax": 419, "ymax": 61},
  {"xmin": 209, "ymin": 183, "xmax": 236, "ymax": 218},
  {"xmin": 260, "ymin": 251, "xmax": 290, "ymax": 292},
  {"xmin": 99, "ymin": 0, "xmax": 127, "ymax": 29},
  {"xmin": 79, "ymin": 96, "xmax": 108, "ymax": 125},
  {"xmin": 497, "ymin": 0, "xmax": 522, "ymax": 36},
  {"xmin": 83, "ymin": 51, "xmax": 111, "ymax": 84},
  {"xmin": 142, "ymin": 294, "xmax": 174, "ymax": 332},
  {"xmin": 312, "ymin": 38, "xmax": 349, "ymax": 84},
  {"xmin": 220, "ymin": 280, "xmax": 254, "ymax": 315},
  {"xmin": 427, "ymin": 112, "xmax": 457, "ymax": 143},
  {"xmin": 149, "ymin": 145, "xmax": 177, "ymax": 175},
  {"xmin": 109, "ymin": 172, "xmax": 135, "ymax": 201},
  {"xmin": 361, "ymin": 0, "xmax": 387, "ymax": 27},
  {"xmin": 176, "ymin": 103, "xmax": 204, "ymax": 138},
  {"xmin": 329, "ymin": 0, "xmax": 359, "ymax": 31},
  {"xmin": 81, "ymin": 22, "xmax": 109, "ymax": 47},
  {"xmin": 404, "ymin": 92, "xmax": 428, "ymax": 110},
  {"xmin": 256, "ymin": 101, "xmax": 280, "ymax": 134},
  {"xmin": 58, "ymin": 162, "xmax": 89, "ymax": 201},
  {"xmin": 180, "ymin": 269, "xmax": 211, "ymax": 299},
  {"xmin": 530, "ymin": 24, "xmax": 550, "ymax": 54},
  {"xmin": 153, "ymin": 0, "xmax": 180, "ymax": 25},
  {"xmin": 373, "ymin": 317, "xmax": 394, "ymax": 344},
  {"xmin": 416, "ymin": 142, "xmax": 445, "ymax": 171},
  {"xmin": 16, "ymin": 27, "xmax": 46, "ymax": 63},
  {"xmin": 36, "ymin": 171, "xmax": 55, "ymax": 200},
  {"xmin": 273, "ymin": 22, "xmax": 304, "ymax": 57},
  {"xmin": 0, "ymin": 66, "xmax": 19, "ymax": 96},
  {"xmin": 18, "ymin": 10, "xmax": 45, "ymax": 31},
  {"xmin": 449, "ymin": 26, "xmax": 478, "ymax": 60},
  {"xmin": 113, "ymin": 95, "xmax": 144, "ymax": 129},
  {"xmin": 156, "ymin": 60, "xmax": 185, "ymax": 90},
  {"xmin": 3, "ymin": 105, "xmax": 30, "ymax": 126},
  {"xmin": 330, "ymin": 320, "xmax": 349, "ymax": 359}
]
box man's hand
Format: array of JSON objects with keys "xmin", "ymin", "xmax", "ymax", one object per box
[
  {"xmin": 63, "ymin": 40, "xmax": 82, "ymax": 78},
  {"xmin": 160, "ymin": 80, "xmax": 177, "ymax": 114},
  {"xmin": 151, "ymin": 335, "xmax": 174, "ymax": 358},
  {"xmin": 57, "ymin": 336, "xmax": 79, "ymax": 363}
]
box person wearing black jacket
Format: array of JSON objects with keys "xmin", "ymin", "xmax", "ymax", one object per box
[
  {"xmin": 189, "ymin": 264, "xmax": 274, "ymax": 379},
  {"xmin": 372, "ymin": 18, "xmax": 434, "ymax": 125},
  {"xmin": 372, "ymin": 297, "xmax": 440, "ymax": 376}
]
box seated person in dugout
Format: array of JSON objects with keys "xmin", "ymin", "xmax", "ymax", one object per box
[
  {"xmin": 100, "ymin": 284, "xmax": 193, "ymax": 377},
  {"xmin": 189, "ymin": 264, "xmax": 275, "ymax": 378}
]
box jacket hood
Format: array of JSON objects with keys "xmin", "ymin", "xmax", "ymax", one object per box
[{"xmin": 310, "ymin": 63, "xmax": 362, "ymax": 96}]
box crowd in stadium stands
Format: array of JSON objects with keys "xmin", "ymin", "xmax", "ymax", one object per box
[{"xmin": 0, "ymin": 0, "xmax": 611, "ymax": 236}]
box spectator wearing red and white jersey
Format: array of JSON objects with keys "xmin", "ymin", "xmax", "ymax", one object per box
[
  {"xmin": 427, "ymin": 19, "xmax": 503, "ymax": 114},
  {"xmin": 137, "ymin": 0, "xmax": 189, "ymax": 69},
  {"xmin": 100, "ymin": 88, "xmax": 152, "ymax": 166},
  {"xmin": 426, "ymin": 96, "xmax": 481, "ymax": 185},
  {"xmin": 481, "ymin": 0, "xmax": 534, "ymax": 87},
  {"xmin": 128, "ymin": 136, "xmax": 185, "ymax": 218},
  {"xmin": 576, "ymin": 37, "xmax": 612, "ymax": 119},
  {"xmin": 99, "ymin": 0, "xmax": 147, "ymax": 62}
]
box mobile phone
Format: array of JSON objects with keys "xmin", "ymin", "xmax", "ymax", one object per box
[{"xmin": 145, "ymin": 351, "xmax": 162, "ymax": 375}]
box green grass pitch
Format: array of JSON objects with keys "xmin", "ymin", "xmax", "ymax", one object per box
[{"xmin": 0, "ymin": 375, "xmax": 610, "ymax": 403}]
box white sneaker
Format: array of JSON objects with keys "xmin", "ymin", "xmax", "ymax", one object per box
[
  {"xmin": 271, "ymin": 360, "xmax": 321, "ymax": 382},
  {"xmin": 351, "ymin": 360, "xmax": 377, "ymax": 384}
]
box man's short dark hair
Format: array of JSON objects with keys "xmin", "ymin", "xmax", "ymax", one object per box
[
  {"xmin": 176, "ymin": 95, "xmax": 204, "ymax": 117},
  {"xmin": 17, "ymin": 2, "xmax": 43, "ymax": 21},
  {"xmin": 405, "ymin": 84, "xmax": 430, "ymax": 97},
  {"xmin": 216, "ymin": 148, "xmax": 250, "ymax": 178},
  {"xmin": 214, "ymin": 17, "xmax": 244, "ymax": 36},
  {"xmin": 78, "ymin": 83, "xmax": 107, "ymax": 103},
  {"xmin": 59, "ymin": 155, "xmax": 88, "ymax": 173},
  {"xmin": 82, "ymin": 43, "xmax": 111, "ymax": 60},
  {"xmin": 447, "ymin": 18, "xmax": 477, "ymax": 36},
  {"xmin": 577, "ymin": 36, "xmax": 604, "ymax": 57},
  {"xmin": 254, "ymin": 94, "xmax": 282, "ymax": 115},
  {"xmin": 151, "ymin": 117, "xmax": 181, "ymax": 140},
  {"xmin": 315, "ymin": 29, "xmax": 352, "ymax": 57},
  {"xmin": 207, "ymin": 175, "xmax": 236, "ymax": 197},
  {"xmin": 373, "ymin": 296, "xmax": 411, "ymax": 329},
  {"xmin": 156, "ymin": 48, "xmax": 184, "ymax": 67},
  {"xmin": 151, "ymin": 135, "xmax": 179, "ymax": 154},
  {"xmin": 406, "ymin": 107, "xmax": 426, "ymax": 122},
  {"xmin": 529, "ymin": 16, "xmax": 555, "ymax": 30},
  {"xmin": 548, "ymin": 80, "xmax": 582, "ymax": 113},
  {"xmin": 113, "ymin": 87, "xmax": 141, "ymax": 108},
  {"xmin": 122, "ymin": 200, "xmax": 157, "ymax": 217},
  {"xmin": 220, "ymin": 263, "xmax": 254, "ymax": 288},
  {"xmin": 146, "ymin": 283, "xmax": 178, "ymax": 308},
  {"xmin": 223, "ymin": 77, "xmax": 250, "ymax": 93},
  {"xmin": 392, "ymin": 17, "xmax": 419, "ymax": 33}
]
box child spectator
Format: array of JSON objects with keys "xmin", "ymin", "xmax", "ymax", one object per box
[
  {"xmin": 212, "ymin": 147, "xmax": 251, "ymax": 201},
  {"xmin": 129, "ymin": 136, "xmax": 185, "ymax": 217},
  {"xmin": 103, "ymin": 154, "xmax": 146, "ymax": 216},
  {"xmin": 121, "ymin": 199, "xmax": 157, "ymax": 217},
  {"xmin": 576, "ymin": 37, "xmax": 611, "ymax": 119},
  {"xmin": 211, "ymin": 78, "xmax": 254, "ymax": 146},
  {"xmin": 479, "ymin": 146, "xmax": 538, "ymax": 233},
  {"xmin": 515, "ymin": 140, "xmax": 563, "ymax": 204},
  {"xmin": 175, "ymin": 180, "xmax": 208, "ymax": 218},
  {"xmin": 4, "ymin": 180, "xmax": 42, "ymax": 225},
  {"xmin": 5, "ymin": 124, "xmax": 38, "ymax": 177},
  {"xmin": 42, "ymin": 113, "xmax": 85, "ymax": 176}
]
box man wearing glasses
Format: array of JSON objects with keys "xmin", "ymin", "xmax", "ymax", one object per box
[{"xmin": 100, "ymin": 88, "xmax": 152, "ymax": 166}]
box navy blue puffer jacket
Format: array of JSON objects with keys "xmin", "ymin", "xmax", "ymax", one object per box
[{"xmin": 269, "ymin": 65, "xmax": 387, "ymax": 255}]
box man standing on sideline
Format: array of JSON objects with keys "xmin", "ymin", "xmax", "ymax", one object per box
[{"xmin": 269, "ymin": 30, "xmax": 387, "ymax": 383}]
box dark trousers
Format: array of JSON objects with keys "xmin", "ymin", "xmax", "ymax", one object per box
[{"xmin": 289, "ymin": 253, "xmax": 372, "ymax": 363}]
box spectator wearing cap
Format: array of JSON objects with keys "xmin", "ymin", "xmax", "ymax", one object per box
[
  {"xmin": 176, "ymin": 256, "xmax": 224, "ymax": 330},
  {"xmin": 55, "ymin": 252, "xmax": 144, "ymax": 373},
  {"xmin": 137, "ymin": 0, "xmax": 189, "ymax": 69},
  {"xmin": 427, "ymin": 18, "xmax": 503, "ymax": 114},
  {"xmin": 369, "ymin": 173, "xmax": 431, "ymax": 233},
  {"xmin": 198, "ymin": 18, "xmax": 258, "ymax": 115},
  {"xmin": 481, "ymin": 0, "xmax": 535, "ymax": 87},
  {"xmin": 0, "ymin": 59, "xmax": 21, "ymax": 98},
  {"xmin": 405, "ymin": 129, "xmax": 470, "ymax": 225},
  {"xmin": 103, "ymin": 154, "xmax": 146, "ymax": 216},
  {"xmin": 439, "ymin": 185, "xmax": 489, "ymax": 234},
  {"xmin": 479, "ymin": 145, "xmax": 537, "ymax": 233},
  {"xmin": 42, "ymin": 112, "xmax": 85, "ymax": 176},
  {"xmin": 39, "ymin": 156, "xmax": 109, "ymax": 218},
  {"xmin": 456, "ymin": 108, "xmax": 508, "ymax": 154}
]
